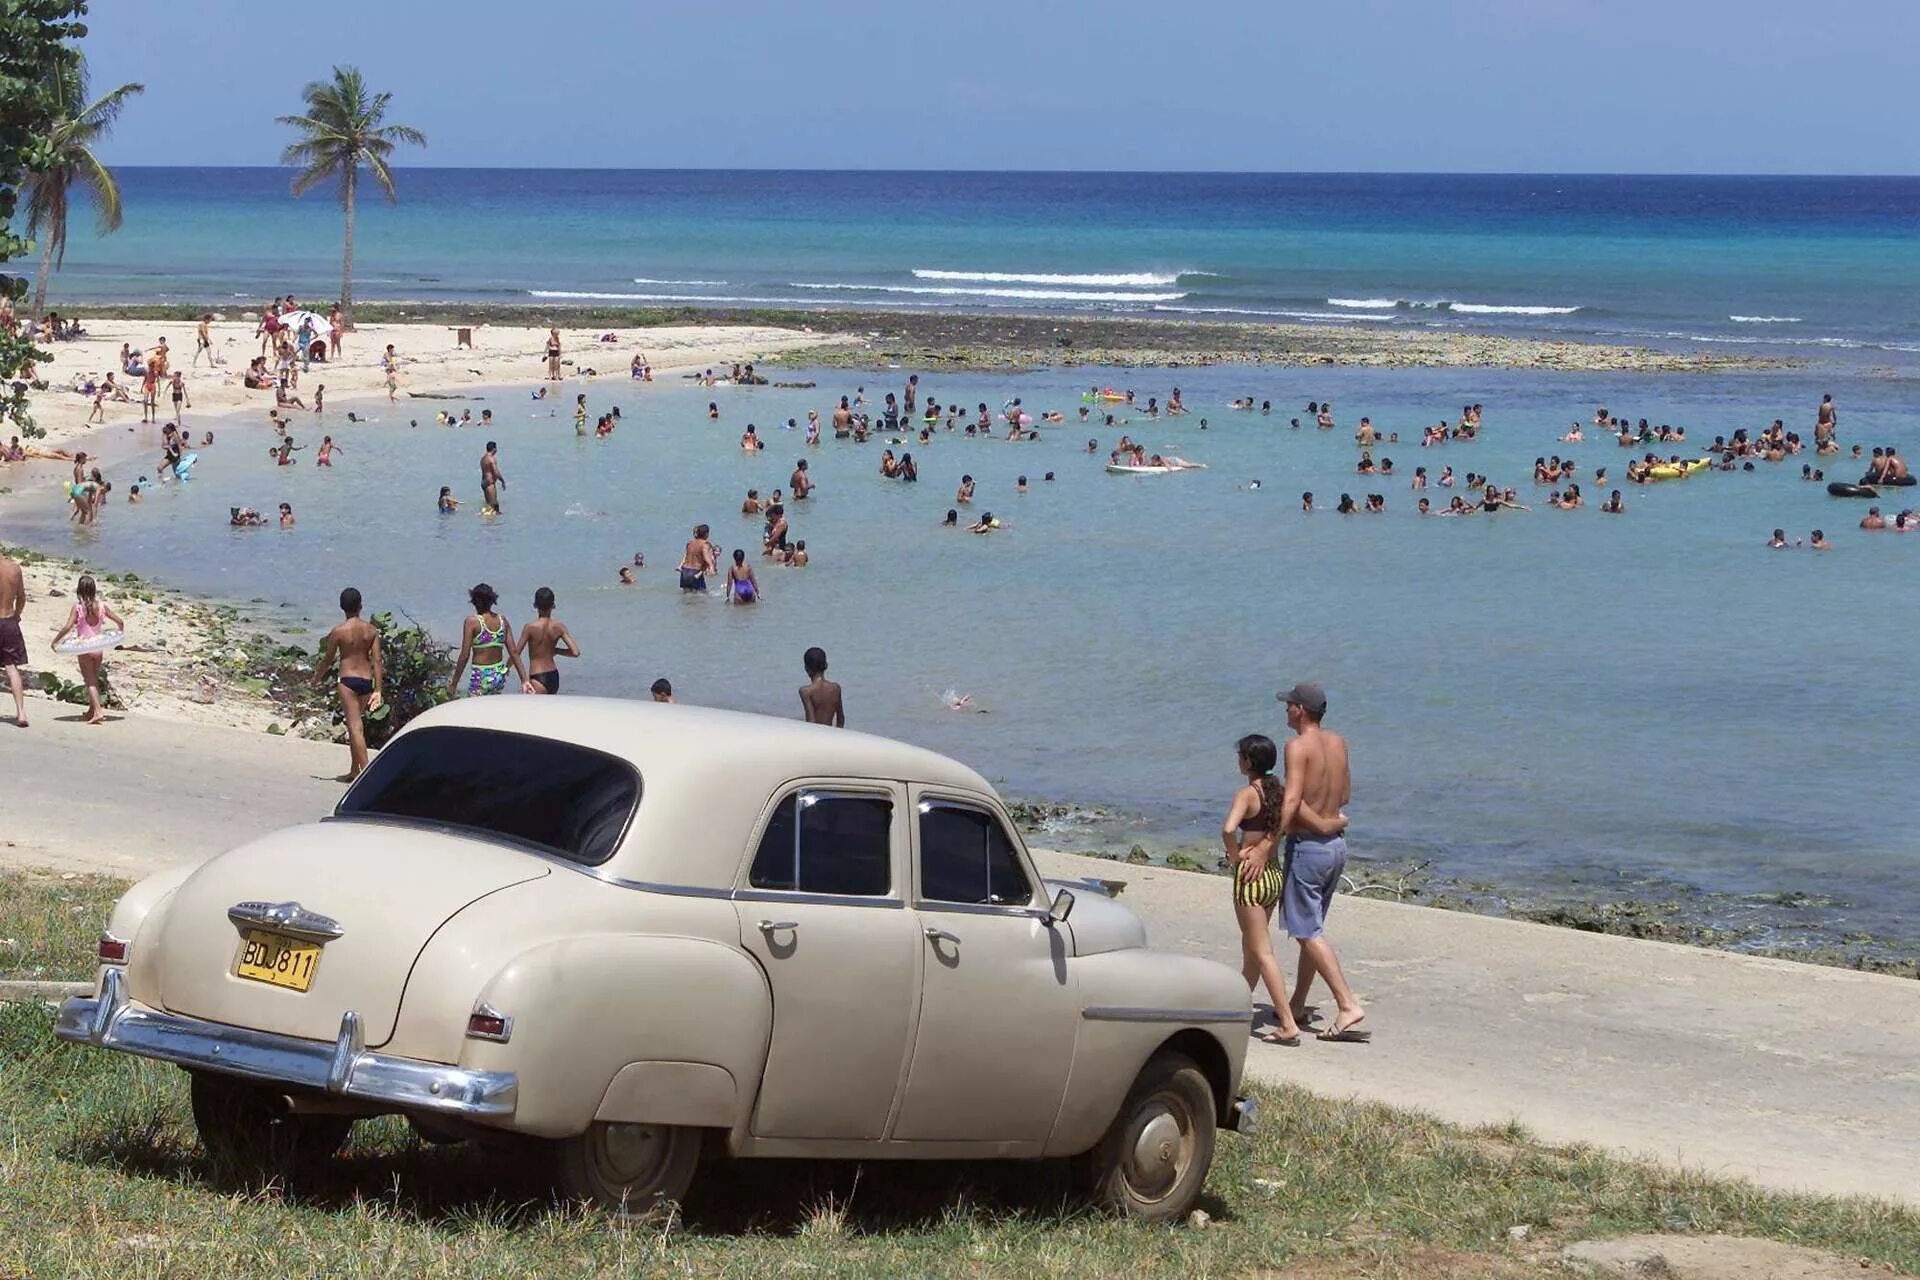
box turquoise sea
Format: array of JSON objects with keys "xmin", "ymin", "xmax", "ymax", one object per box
[{"xmin": 30, "ymin": 169, "xmax": 1920, "ymax": 360}]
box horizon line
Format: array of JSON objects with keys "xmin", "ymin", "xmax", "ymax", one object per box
[{"xmin": 90, "ymin": 164, "xmax": 1920, "ymax": 180}]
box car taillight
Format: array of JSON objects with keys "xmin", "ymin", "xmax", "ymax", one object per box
[
  {"xmin": 97, "ymin": 932, "xmax": 130, "ymax": 965},
  {"xmin": 465, "ymin": 1004, "xmax": 512, "ymax": 1043}
]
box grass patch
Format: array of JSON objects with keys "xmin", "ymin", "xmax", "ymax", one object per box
[
  {"xmin": 0, "ymin": 1001, "xmax": 1914, "ymax": 1278},
  {"xmin": 0, "ymin": 870, "xmax": 130, "ymax": 982}
]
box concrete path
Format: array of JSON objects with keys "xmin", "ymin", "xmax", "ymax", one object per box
[
  {"xmin": 1034, "ymin": 850, "xmax": 1920, "ymax": 1207},
  {"xmin": 4, "ymin": 707, "xmax": 1915, "ymax": 1206}
]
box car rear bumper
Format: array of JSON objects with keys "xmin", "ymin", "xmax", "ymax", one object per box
[{"xmin": 55, "ymin": 967, "xmax": 518, "ymax": 1119}]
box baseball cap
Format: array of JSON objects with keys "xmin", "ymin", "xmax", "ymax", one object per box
[{"xmin": 1276, "ymin": 682, "xmax": 1327, "ymax": 716}]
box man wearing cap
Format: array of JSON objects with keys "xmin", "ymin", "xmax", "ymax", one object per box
[{"xmin": 1277, "ymin": 681, "xmax": 1369, "ymax": 1041}]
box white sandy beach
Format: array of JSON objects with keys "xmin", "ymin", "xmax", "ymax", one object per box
[{"xmin": 13, "ymin": 317, "xmax": 841, "ymax": 452}]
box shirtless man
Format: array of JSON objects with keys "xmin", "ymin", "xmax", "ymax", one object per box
[
  {"xmin": 1276, "ymin": 682, "xmax": 1368, "ymax": 1041},
  {"xmin": 679, "ymin": 524, "xmax": 717, "ymax": 591},
  {"xmin": 312, "ymin": 587, "xmax": 383, "ymax": 781},
  {"xmin": 1, "ymin": 548, "xmax": 28, "ymax": 727},
  {"xmin": 480, "ymin": 441, "xmax": 505, "ymax": 512},
  {"xmin": 519, "ymin": 586, "xmax": 580, "ymax": 694},
  {"xmin": 1816, "ymin": 393, "xmax": 1837, "ymax": 441},
  {"xmin": 790, "ymin": 458, "xmax": 813, "ymax": 499},
  {"xmin": 798, "ymin": 646, "xmax": 844, "ymax": 726}
]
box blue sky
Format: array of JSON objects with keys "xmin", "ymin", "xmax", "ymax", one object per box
[{"xmin": 86, "ymin": 0, "xmax": 1920, "ymax": 173}]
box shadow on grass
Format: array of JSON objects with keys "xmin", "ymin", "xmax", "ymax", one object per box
[{"xmin": 69, "ymin": 1112, "xmax": 1233, "ymax": 1238}]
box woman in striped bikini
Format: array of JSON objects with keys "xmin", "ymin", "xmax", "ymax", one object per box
[{"xmin": 1223, "ymin": 734, "xmax": 1304, "ymax": 1045}]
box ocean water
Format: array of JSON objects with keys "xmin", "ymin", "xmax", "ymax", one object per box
[
  {"xmin": 10, "ymin": 363, "xmax": 1919, "ymax": 950},
  {"xmin": 31, "ymin": 169, "xmax": 1920, "ymax": 358}
]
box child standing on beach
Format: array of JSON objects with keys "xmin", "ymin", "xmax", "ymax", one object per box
[{"xmin": 48, "ymin": 575, "xmax": 124, "ymax": 726}]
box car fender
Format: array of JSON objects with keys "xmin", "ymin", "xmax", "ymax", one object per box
[
  {"xmin": 107, "ymin": 864, "xmax": 197, "ymax": 1008},
  {"xmin": 1043, "ymin": 947, "xmax": 1250, "ymax": 1157},
  {"xmin": 461, "ymin": 933, "xmax": 771, "ymax": 1138}
]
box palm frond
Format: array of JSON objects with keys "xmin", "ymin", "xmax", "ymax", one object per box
[
  {"xmin": 74, "ymin": 81, "xmax": 143, "ymax": 131},
  {"xmin": 71, "ymin": 147, "xmax": 124, "ymax": 236},
  {"xmin": 365, "ymin": 152, "xmax": 400, "ymax": 204}
]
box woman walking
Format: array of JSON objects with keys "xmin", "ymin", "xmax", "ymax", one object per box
[
  {"xmin": 48, "ymin": 575, "xmax": 124, "ymax": 725},
  {"xmin": 447, "ymin": 583, "xmax": 526, "ymax": 696},
  {"xmin": 1222, "ymin": 734, "xmax": 1304, "ymax": 1044}
]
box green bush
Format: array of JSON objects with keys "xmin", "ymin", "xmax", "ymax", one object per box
[{"xmin": 359, "ymin": 610, "xmax": 452, "ymax": 746}]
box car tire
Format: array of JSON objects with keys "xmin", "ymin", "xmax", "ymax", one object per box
[
  {"xmin": 188, "ymin": 1070, "xmax": 352, "ymax": 1171},
  {"xmin": 553, "ymin": 1121, "xmax": 701, "ymax": 1221},
  {"xmin": 1076, "ymin": 1050, "xmax": 1217, "ymax": 1224}
]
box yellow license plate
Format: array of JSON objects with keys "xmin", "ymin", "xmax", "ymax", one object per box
[{"xmin": 235, "ymin": 929, "xmax": 322, "ymax": 992}]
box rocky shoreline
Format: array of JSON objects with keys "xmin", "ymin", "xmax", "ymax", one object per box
[
  {"xmin": 1005, "ymin": 801, "xmax": 1920, "ymax": 980},
  {"xmin": 62, "ymin": 302, "xmax": 1795, "ymax": 374}
]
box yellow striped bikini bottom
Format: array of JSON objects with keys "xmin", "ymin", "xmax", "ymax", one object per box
[{"xmin": 1234, "ymin": 863, "xmax": 1284, "ymax": 908}]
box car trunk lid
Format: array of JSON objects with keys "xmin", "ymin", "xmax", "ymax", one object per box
[{"xmin": 155, "ymin": 821, "xmax": 549, "ymax": 1048}]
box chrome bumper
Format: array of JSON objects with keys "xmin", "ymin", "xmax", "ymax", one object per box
[
  {"xmin": 1225, "ymin": 1094, "xmax": 1258, "ymax": 1135},
  {"xmin": 55, "ymin": 968, "xmax": 518, "ymax": 1119}
]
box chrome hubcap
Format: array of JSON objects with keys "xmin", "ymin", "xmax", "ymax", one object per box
[
  {"xmin": 1126, "ymin": 1102, "xmax": 1188, "ymax": 1200},
  {"xmin": 595, "ymin": 1122, "xmax": 671, "ymax": 1188}
]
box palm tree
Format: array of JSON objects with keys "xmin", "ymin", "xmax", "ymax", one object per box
[
  {"xmin": 22, "ymin": 55, "xmax": 143, "ymax": 318},
  {"xmin": 277, "ymin": 66, "xmax": 425, "ymax": 327}
]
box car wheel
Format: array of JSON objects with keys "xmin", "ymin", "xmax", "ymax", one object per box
[
  {"xmin": 1077, "ymin": 1050, "xmax": 1217, "ymax": 1224},
  {"xmin": 553, "ymin": 1121, "xmax": 700, "ymax": 1221},
  {"xmin": 189, "ymin": 1071, "xmax": 352, "ymax": 1171}
]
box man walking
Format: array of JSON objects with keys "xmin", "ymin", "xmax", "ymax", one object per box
[
  {"xmin": 1, "ymin": 548, "xmax": 28, "ymax": 727},
  {"xmin": 1277, "ymin": 681, "xmax": 1369, "ymax": 1042}
]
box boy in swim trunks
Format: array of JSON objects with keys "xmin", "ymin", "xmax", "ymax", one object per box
[
  {"xmin": 0, "ymin": 549, "xmax": 27, "ymax": 727},
  {"xmin": 519, "ymin": 586, "xmax": 580, "ymax": 694},
  {"xmin": 313, "ymin": 586, "xmax": 383, "ymax": 781},
  {"xmin": 1277, "ymin": 681, "xmax": 1369, "ymax": 1041}
]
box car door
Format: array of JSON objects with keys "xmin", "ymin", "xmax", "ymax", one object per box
[
  {"xmin": 734, "ymin": 783, "xmax": 921, "ymax": 1140},
  {"xmin": 891, "ymin": 790, "xmax": 1078, "ymax": 1142}
]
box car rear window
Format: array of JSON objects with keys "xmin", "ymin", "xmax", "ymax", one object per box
[{"xmin": 336, "ymin": 726, "xmax": 638, "ymax": 865}]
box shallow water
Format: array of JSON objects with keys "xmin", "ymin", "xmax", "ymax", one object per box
[{"xmin": 11, "ymin": 362, "xmax": 1920, "ymax": 945}]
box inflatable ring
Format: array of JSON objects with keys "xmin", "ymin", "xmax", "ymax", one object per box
[{"xmin": 1828, "ymin": 482, "xmax": 1878, "ymax": 499}]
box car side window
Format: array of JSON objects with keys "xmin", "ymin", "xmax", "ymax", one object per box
[
  {"xmin": 748, "ymin": 792, "xmax": 893, "ymax": 896},
  {"xmin": 918, "ymin": 802, "xmax": 1032, "ymax": 906}
]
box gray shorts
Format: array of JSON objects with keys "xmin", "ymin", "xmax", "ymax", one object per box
[{"xmin": 1283, "ymin": 833, "xmax": 1347, "ymax": 940}]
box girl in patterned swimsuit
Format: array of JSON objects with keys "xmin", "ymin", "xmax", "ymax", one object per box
[
  {"xmin": 447, "ymin": 583, "xmax": 527, "ymax": 697},
  {"xmin": 1223, "ymin": 734, "xmax": 1304, "ymax": 1045}
]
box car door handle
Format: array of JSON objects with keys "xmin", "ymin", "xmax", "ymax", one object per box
[
  {"xmin": 757, "ymin": 920, "xmax": 799, "ymax": 933},
  {"xmin": 923, "ymin": 927, "xmax": 960, "ymax": 944}
]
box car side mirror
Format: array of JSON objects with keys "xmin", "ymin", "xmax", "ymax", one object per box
[{"xmin": 1047, "ymin": 888, "xmax": 1075, "ymax": 925}]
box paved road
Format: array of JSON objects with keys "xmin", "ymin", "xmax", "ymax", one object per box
[{"xmin": 6, "ymin": 707, "xmax": 1916, "ymax": 1205}]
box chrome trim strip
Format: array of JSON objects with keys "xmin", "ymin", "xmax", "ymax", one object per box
[
  {"xmin": 911, "ymin": 900, "xmax": 1048, "ymax": 919},
  {"xmin": 586, "ymin": 871, "xmax": 734, "ymax": 899},
  {"xmin": 1082, "ymin": 1006, "xmax": 1250, "ymax": 1025},
  {"xmin": 227, "ymin": 900, "xmax": 345, "ymax": 941},
  {"xmin": 54, "ymin": 970, "xmax": 516, "ymax": 1119},
  {"xmin": 733, "ymin": 889, "xmax": 905, "ymax": 909}
]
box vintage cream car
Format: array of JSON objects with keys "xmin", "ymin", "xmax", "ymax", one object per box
[{"xmin": 58, "ymin": 699, "xmax": 1255, "ymax": 1222}]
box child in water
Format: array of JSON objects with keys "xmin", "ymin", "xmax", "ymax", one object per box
[{"xmin": 727, "ymin": 548, "xmax": 760, "ymax": 604}]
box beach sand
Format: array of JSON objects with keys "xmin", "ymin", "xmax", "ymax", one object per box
[{"xmin": 14, "ymin": 317, "xmax": 846, "ymax": 452}]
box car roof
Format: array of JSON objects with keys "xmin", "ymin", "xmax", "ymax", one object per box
[{"xmin": 397, "ymin": 698, "xmax": 999, "ymax": 887}]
